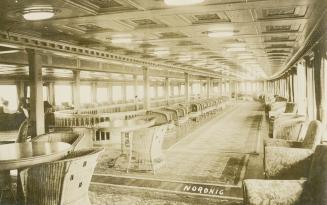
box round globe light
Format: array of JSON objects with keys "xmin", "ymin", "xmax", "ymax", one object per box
[{"xmin": 23, "ymin": 6, "xmax": 55, "ymax": 21}]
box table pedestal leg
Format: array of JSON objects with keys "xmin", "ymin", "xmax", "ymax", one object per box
[{"xmin": 16, "ymin": 170, "xmax": 24, "ymax": 205}]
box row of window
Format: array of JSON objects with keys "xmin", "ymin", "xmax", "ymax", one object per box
[
  {"xmin": 0, "ymin": 82, "xmax": 230, "ymax": 111},
  {"xmin": 268, "ymin": 54, "xmax": 327, "ymax": 121}
]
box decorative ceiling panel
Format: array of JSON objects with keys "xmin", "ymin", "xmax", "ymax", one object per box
[
  {"xmin": 260, "ymin": 6, "xmax": 308, "ymax": 19},
  {"xmin": 0, "ymin": 0, "xmax": 323, "ymax": 79}
]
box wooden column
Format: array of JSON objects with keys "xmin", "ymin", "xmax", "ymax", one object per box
[
  {"xmin": 314, "ymin": 46, "xmax": 324, "ymax": 121},
  {"xmin": 91, "ymin": 82, "xmax": 97, "ymax": 104},
  {"xmin": 165, "ymin": 77, "xmax": 170, "ymax": 105},
  {"xmin": 108, "ymin": 84, "xmax": 113, "ymax": 103},
  {"xmin": 48, "ymin": 82, "xmax": 55, "ymax": 105},
  {"xmin": 207, "ymin": 77, "xmax": 211, "ymax": 98},
  {"xmin": 296, "ymin": 61, "xmax": 307, "ymax": 115},
  {"xmin": 133, "ymin": 74, "xmax": 138, "ymax": 109},
  {"xmin": 185, "ymin": 73, "xmax": 190, "ymax": 104},
  {"xmin": 143, "ymin": 67, "xmax": 150, "ymax": 109},
  {"xmin": 288, "ymin": 72, "xmax": 292, "ymax": 101},
  {"xmin": 122, "ymin": 83, "xmax": 127, "ymax": 103},
  {"xmin": 27, "ymin": 49, "xmax": 44, "ymax": 137},
  {"xmin": 73, "ymin": 70, "xmax": 80, "ymax": 110},
  {"xmin": 178, "ymin": 83, "xmax": 181, "ymax": 96}
]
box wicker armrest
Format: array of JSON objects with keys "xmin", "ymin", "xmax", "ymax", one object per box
[
  {"xmin": 243, "ymin": 179, "xmax": 306, "ymax": 205},
  {"xmin": 264, "ymin": 147, "xmax": 313, "ymax": 179},
  {"xmin": 264, "ymin": 139, "xmax": 302, "ymax": 148}
]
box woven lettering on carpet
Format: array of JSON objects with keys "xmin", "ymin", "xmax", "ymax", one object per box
[{"xmin": 95, "ymin": 151, "xmax": 249, "ymax": 186}]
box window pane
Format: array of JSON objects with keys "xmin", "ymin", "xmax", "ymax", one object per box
[
  {"xmin": 55, "ymin": 84, "xmax": 72, "ymax": 106},
  {"xmin": 97, "ymin": 87, "xmax": 108, "ymax": 103},
  {"xmin": 43, "ymin": 86, "xmax": 48, "ymax": 101},
  {"xmin": 27, "ymin": 86, "xmax": 49, "ymax": 102},
  {"xmin": 158, "ymin": 86, "xmax": 164, "ymax": 97},
  {"xmin": 0, "ymin": 85, "xmax": 18, "ymax": 111},
  {"xmin": 180, "ymin": 85, "xmax": 185, "ymax": 95},
  {"xmin": 174, "ymin": 86, "xmax": 179, "ymax": 96},
  {"xmin": 150, "ymin": 86, "xmax": 155, "ymax": 98},
  {"xmin": 112, "ymin": 85, "xmax": 122, "ymax": 102},
  {"xmin": 137, "ymin": 85, "xmax": 144, "ymax": 99},
  {"xmin": 80, "ymin": 85, "xmax": 92, "ymax": 104},
  {"xmin": 193, "ymin": 83, "xmax": 201, "ymax": 95},
  {"xmin": 126, "ymin": 85, "xmax": 134, "ymax": 100}
]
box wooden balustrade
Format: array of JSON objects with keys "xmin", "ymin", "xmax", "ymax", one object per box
[{"xmin": 53, "ymin": 110, "xmax": 146, "ymax": 128}]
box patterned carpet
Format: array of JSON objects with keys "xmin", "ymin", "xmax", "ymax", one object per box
[
  {"xmin": 89, "ymin": 184, "xmax": 242, "ymax": 205},
  {"xmin": 95, "ymin": 102, "xmax": 263, "ymax": 184},
  {"xmin": 96, "ymin": 150, "xmax": 248, "ymax": 185}
]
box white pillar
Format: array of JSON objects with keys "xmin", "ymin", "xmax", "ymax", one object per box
[
  {"xmin": 143, "ymin": 67, "xmax": 150, "ymax": 109},
  {"xmin": 73, "ymin": 70, "xmax": 80, "ymax": 109},
  {"xmin": 27, "ymin": 49, "xmax": 45, "ymax": 137}
]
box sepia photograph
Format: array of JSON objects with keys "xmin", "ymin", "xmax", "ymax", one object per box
[{"xmin": 0, "ymin": 0, "xmax": 326, "ymax": 204}]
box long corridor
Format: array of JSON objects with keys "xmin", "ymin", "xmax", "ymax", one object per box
[{"xmin": 90, "ymin": 101, "xmax": 266, "ymax": 205}]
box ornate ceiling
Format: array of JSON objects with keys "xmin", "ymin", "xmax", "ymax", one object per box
[{"xmin": 0, "ymin": 0, "xmax": 325, "ymax": 80}]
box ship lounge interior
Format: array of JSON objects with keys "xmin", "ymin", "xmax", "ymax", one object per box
[{"xmin": 0, "ymin": 0, "xmax": 327, "ymax": 204}]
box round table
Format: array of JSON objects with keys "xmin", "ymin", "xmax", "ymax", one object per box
[
  {"xmin": 0, "ymin": 141, "xmax": 71, "ymax": 204},
  {"xmin": 0, "ymin": 141, "xmax": 72, "ymax": 171},
  {"xmin": 94, "ymin": 118, "xmax": 156, "ymax": 148}
]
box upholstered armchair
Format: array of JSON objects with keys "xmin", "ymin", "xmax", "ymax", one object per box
[
  {"xmin": 267, "ymin": 101, "xmax": 287, "ymax": 118},
  {"xmin": 272, "ymin": 115, "xmax": 307, "ymax": 140},
  {"xmin": 127, "ymin": 124, "xmax": 167, "ymax": 173},
  {"xmin": 264, "ymin": 120, "xmax": 322, "ymax": 179},
  {"xmin": 19, "ymin": 148, "xmax": 104, "ymax": 205},
  {"xmin": 32, "ymin": 128, "xmax": 93, "ymax": 151},
  {"xmin": 268, "ymin": 102, "xmax": 298, "ymax": 137},
  {"xmin": 243, "ymin": 144, "xmax": 327, "ymax": 205}
]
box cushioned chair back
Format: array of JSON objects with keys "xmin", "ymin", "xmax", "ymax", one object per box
[
  {"xmin": 21, "ymin": 148, "xmax": 103, "ymax": 205},
  {"xmin": 302, "ymin": 120, "xmax": 322, "ymax": 149},
  {"xmin": 270, "ymin": 101, "xmax": 287, "ymax": 111},
  {"xmin": 284, "ymin": 102, "xmax": 297, "ymax": 113},
  {"xmin": 308, "ymin": 145, "xmax": 327, "ymax": 205}
]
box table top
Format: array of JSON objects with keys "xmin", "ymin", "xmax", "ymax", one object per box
[
  {"xmin": 0, "ymin": 141, "xmax": 71, "ymax": 171},
  {"xmin": 95, "ymin": 118, "xmax": 156, "ymax": 132}
]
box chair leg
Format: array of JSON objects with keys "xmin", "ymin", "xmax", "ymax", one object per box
[{"xmin": 0, "ymin": 191, "xmax": 3, "ymax": 205}]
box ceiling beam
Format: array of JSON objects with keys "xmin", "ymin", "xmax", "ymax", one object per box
[
  {"xmin": 46, "ymin": 0, "xmax": 311, "ymax": 24},
  {"xmin": 0, "ymin": 31, "xmax": 230, "ymax": 79}
]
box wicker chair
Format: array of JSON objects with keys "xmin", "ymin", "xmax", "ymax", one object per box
[
  {"xmin": 32, "ymin": 128, "xmax": 93, "ymax": 151},
  {"xmin": 264, "ymin": 120, "xmax": 322, "ymax": 179},
  {"xmin": 19, "ymin": 148, "xmax": 104, "ymax": 205},
  {"xmin": 127, "ymin": 124, "xmax": 168, "ymax": 173},
  {"xmin": 243, "ymin": 144, "xmax": 327, "ymax": 205},
  {"xmin": 16, "ymin": 119, "xmax": 32, "ymax": 143}
]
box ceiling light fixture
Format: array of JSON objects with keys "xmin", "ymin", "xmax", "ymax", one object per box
[
  {"xmin": 164, "ymin": 0, "xmax": 204, "ymax": 6},
  {"xmin": 111, "ymin": 38, "xmax": 132, "ymax": 44},
  {"xmin": 226, "ymin": 47, "xmax": 246, "ymax": 52},
  {"xmin": 111, "ymin": 34, "xmax": 132, "ymax": 44},
  {"xmin": 22, "ymin": 5, "xmax": 55, "ymax": 21}
]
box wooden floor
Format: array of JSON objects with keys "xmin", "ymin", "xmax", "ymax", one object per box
[{"xmin": 90, "ymin": 100, "xmax": 267, "ymax": 204}]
